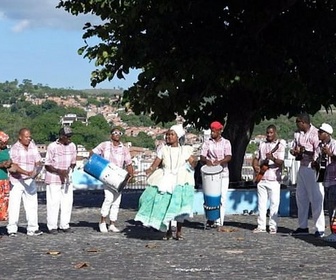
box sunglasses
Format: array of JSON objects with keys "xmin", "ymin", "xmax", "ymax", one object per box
[
  {"xmin": 318, "ymin": 130, "xmax": 325, "ymax": 134},
  {"xmin": 111, "ymin": 131, "xmax": 123, "ymax": 136}
]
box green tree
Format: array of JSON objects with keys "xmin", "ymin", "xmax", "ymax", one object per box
[
  {"xmin": 30, "ymin": 112, "xmax": 61, "ymax": 143},
  {"xmin": 0, "ymin": 108, "xmax": 27, "ymax": 143},
  {"xmin": 58, "ymin": 1, "xmax": 336, "ymax": 182},
  {"xmin": 71, "ymin": 121, "xmax": 107, "ymax": 150},
  {"xmin": 246, "ymin": 142, "xmax": 258, "ymax": 154},
  {"xmin": 86, "ymin": 97, "xmax": 101, "ymax": 107},
  {"xmin": 41, "ymin": 100, "xmax": 58, "ymax": 111},
  {"xmin": 88, "ymin": 114, "xmax": 110, "ymax": 131},
  {"xmin": 124, "ymin": 131, "xmax": 155, "ymax": 150}
]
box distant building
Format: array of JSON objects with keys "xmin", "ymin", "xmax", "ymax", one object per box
[
  {"xmin": 77, "ymin": 144, "xmax": 90, "ymax": 158},
  {"xmin": 60, "ymin": 113, "xmax": 87, "ymax": 126}
]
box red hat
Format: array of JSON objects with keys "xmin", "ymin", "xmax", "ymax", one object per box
[{"xmin": 210, "ymin": 121, "xmax": 224, "ymax": 130}]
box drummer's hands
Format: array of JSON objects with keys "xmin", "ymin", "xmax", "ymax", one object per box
[
  {"xmin": 145, "ymin": 167, "xmax": 155, "ymax": 176},
  {"xmin": 127, "ymin": 173, "xmax": 134, "ymax": 183},
  {"xmin": 207, "ymin": 159, "xmax": 220, "ymax": 166},
  {"xmin": 188, "ymin": 156, "xmax": 198, "ymax": 168}
]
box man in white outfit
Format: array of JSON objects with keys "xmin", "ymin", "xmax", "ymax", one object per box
[
  {"xmin": 44, "ymin": 127, "xmax": 77, "ymax": 234},
  {"xmin": 91, "ymin": 127, "xmax": 134, "ymax": 233},
  {"xmin": 290, "ymin": 113, "xmax": 325, "ymax": 237},
  {"xmin": 7, "ymin": 128, "xmax": 43, "ymax": 237},
  {"xmin": 252, "ymin": 125, "xmax": 285, "ymax": 234},
  {"xmin": 200, "ymin": 121, "xmax": 232, "ymax": 228}
]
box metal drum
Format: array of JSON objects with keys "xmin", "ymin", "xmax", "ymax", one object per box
[
  {"xmin": 201, "ymin": 165, "xmax": 223, "ymax": 221},
  {"xmin": 84, "ymin": 153, "xmax": 130, "ymax": 193}
]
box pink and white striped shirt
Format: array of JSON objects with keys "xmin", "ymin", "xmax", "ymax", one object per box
[
  {"xmin": 91, "ymin": 141, "xmax": 132, "ymax": 168},
  {"xmin": 255, "ymin": 139, "xmax": 286, "ymax": 181},
  {"xmin": 44, "ymin": 140, "xmax": 77, "ymax": 184},
  {"xmin": 9, "ymin": 140, "xmax": 42, "ymax": 183},
  {"xmin": 201, "ymin": 137, "xmax": 232, "ymax": 176},
  {"xmin": 292, "ymin": 125, "xmax": 319, "ymax": 166}
]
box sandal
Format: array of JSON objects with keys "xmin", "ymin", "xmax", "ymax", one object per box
[
  {"xmin": 175, "ymin": 233, "xmax": 184, "ymax": 240},
  {"xmin": 163, "ymin": 231, "xmax": 172, "ymax": 240}
]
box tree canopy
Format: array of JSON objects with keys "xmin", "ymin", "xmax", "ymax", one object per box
[{"xmin": 57, "ymin": 0, "xmax": 336, "ymax": 181}]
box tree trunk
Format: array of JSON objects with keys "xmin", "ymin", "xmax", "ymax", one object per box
[{"xmin": 224, "ymin": 105, "xmax": 256, "ymax": 184}]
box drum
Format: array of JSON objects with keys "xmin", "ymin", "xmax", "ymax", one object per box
[
  {"xmin": 201, "ymin": 165, "xmax": 223, "ymax": 221},
  {"xmin": 84, "ymin": 154, "xmax": 130, "ymax": 193}
]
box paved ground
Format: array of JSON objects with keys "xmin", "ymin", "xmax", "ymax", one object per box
[{"xmin": 1, "ymin": 190, "xmax": 336, "ymax": 280}]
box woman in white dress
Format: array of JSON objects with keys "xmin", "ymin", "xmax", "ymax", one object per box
[{"xmin": 135, "ymin": 124, "xmax": 197, "ymax": 240}]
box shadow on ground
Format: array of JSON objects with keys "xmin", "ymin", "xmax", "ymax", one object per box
[{"xmin": 37, "ymin": 190, "xmax": 143, "ymax": 210}]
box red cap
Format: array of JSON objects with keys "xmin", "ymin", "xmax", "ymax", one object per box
[{"xmin": 210, "ymin": 121, "xmax": 224, "ymax": 130}]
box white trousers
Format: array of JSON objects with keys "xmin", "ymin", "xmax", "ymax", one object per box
[
  {"xmin": 257, "ymin": 180, "xmax": 280, "ymax": 230},
  {"xmin": 296, "ymin": 166, "xmax": 325, "ymax": 232},
  {"xmin": 100, "ymin": 187, "xmax": 121, "ymax": 222},
  {"xmin": 7, "ymin": 179, "xmax": 39, "ymax": 233},
  {"xmin": 216, "ymin": 176, "xmax": 229, "ymax": 226},
  {"xmin": 46, "ymin": 183, "xmax": 73, "ymax": 230}
]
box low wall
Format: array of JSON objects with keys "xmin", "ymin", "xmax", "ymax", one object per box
[
  {"xmin": 39, "ymin": 169, "xmax": 298, "ymax": 217},
  {"xmin": 193, "ymin": 187, "xmax": 296, "ymax": 217}
]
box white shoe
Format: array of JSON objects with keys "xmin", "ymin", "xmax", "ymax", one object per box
[
  {"xmin": 109, "ymin": 224, "xmax": 120, "ymax": 233},
  {"xmin": 323, "ymin": 233, "xmax": 336, "ymax": 242},
  {"xmin": 99, "ymin": 222, "xmax": 108, "ymax": 233},
  {"xmin": 27, "ymin": 230, "xmax": 43, "ymax": 236},
  {"xmin": 253, "ymin": 227, "xmax": 266, "ymax": 233}
]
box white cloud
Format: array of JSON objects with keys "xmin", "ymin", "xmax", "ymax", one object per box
[
  {"xmin": 0, "ymin": 0, "xmax": 99, "ymax": 32},
  {"xmin": 12, "ymin": 19, "xmax": 31, "ymax": 33}
]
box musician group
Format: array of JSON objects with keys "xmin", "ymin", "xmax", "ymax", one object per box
[
  {"xmin": 1, "ymin": 114, "xmax": 336, "ymax": 242},
  {"xmin": 252, "ymin": 113, "xmax": 336, "ymax": 242}
]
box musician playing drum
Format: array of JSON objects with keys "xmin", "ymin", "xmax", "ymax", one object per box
[
  {"xmin": 91, "ymin": 127, "xmax": 134, "ymax": 233},
  {"xmin": 200, "ymin": 121, "xmax": 232, "ymax": 229},
  {"xmin": 252, "ymin": 125, "xmax": 285, "ymax": 234}
]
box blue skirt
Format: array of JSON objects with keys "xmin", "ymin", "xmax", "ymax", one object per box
[{"xmin": 134, "ymin": 184, "xmax": 194, "ymax": 232}]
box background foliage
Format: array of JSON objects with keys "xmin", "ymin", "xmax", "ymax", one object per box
[{"xmin": 2, "ymin": 80, "xmax": 336, "ymax": 153}]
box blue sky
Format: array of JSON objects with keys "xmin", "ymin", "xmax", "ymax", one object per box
[{"xmin": 0, "ymin": 0, "xmax": 139, "ymax": 90}]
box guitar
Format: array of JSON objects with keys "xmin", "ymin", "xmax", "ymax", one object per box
[
  {"xmin": 254, "ymin": 141, "xmax": 281, "ymax": 184},
  {"xmin": 316, "ymin": 143, "xmax": 328, "ymax": 182},
  {"xmin": 294, "ymin": 146, "xmax": 305, "ymax": 161}
]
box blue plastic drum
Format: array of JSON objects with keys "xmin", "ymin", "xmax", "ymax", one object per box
[
  {"xmin": 201, "ymin": 165, "xmax": 223, "ymax": 221},
  {"xmin": 84, "ymin": 153, "xmax": 129, "ymax": 193}
]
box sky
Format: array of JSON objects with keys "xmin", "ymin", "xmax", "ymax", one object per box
[{"xmin": 0, "ymin": 0, "xmax": 139, "ymax": 90}]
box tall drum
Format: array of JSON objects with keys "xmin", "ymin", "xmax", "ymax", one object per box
[
  {"xmin": 201, "ymin": 165, "xmax": 223, "ymax": 221},
  {"xmin": 84, "ymin": 154, "xmax": 130, "ymax": 193}
]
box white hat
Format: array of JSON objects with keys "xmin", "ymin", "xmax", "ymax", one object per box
[
  {"xmin": 170, "ymin": 124, "xmax": 185, "ymax": 139},
  {"xmin": 319, "ymin": 123, "xmax": 333, "ymax": 135}
]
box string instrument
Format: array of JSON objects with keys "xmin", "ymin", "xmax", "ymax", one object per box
[
  {"xmin": 254, "ymin": 141, "xmax": 280, "ymax": 184},
  {"xmin": 295, "ymin": 146, "xmax": 306, "ymax": 161},
  {"xmin": 316, "ymin": 143, "xmax": 328, "ymax": 182}
]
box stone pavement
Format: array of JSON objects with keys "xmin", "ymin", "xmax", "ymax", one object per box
[{"xmin": 1, "ymin": 190, "xmax": 336, "ymax": 280}]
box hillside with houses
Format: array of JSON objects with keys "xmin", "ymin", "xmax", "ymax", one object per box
[{"xmin": 2, "ymin": 82, "xmax": 335, "ymax": 186}]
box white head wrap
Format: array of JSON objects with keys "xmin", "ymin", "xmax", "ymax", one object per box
[{"xmin": 170, "ymin": 124, "xmax": 185, "ymax": 139}]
